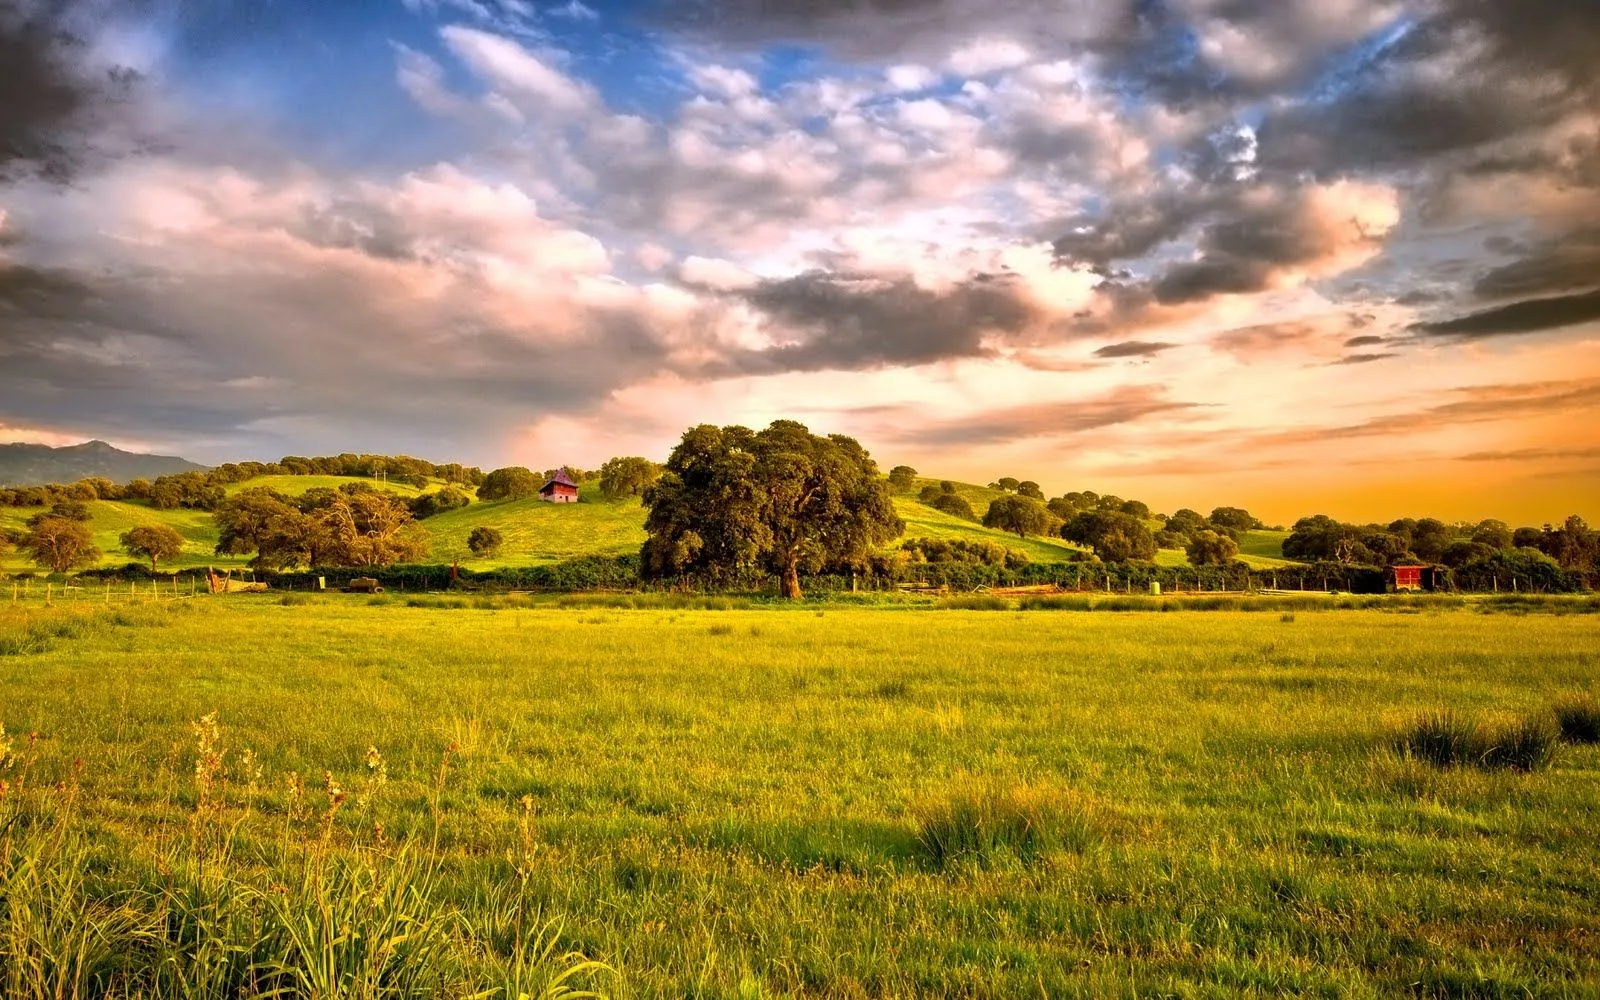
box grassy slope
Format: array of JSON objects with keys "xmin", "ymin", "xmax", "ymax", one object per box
[
  {"xmin": 222, "ymin": 474, "xmax": 433, "ymax": 498},
  {"xmin": 1, "ymin": 500, "xmax": 249, "ymax": 573},
  {"xmin": 423, "ymin": 487, "xmax": 647, "ymax": 566},
  {"xmin": 1, "ymin": 600, "xmax": 1596, "ymax": 997}
]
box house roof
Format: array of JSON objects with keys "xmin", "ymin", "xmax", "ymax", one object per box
[{"xmin": 541, "ymin": 470, "xmax": 578, "ymax": 490}]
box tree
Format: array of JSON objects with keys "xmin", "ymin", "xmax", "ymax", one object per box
[
  {"xmin": 1441, "ymin": 540, "xmax": 1495, "ymax": 568},
  {"xmin": 1408, "ymin": 518, "xmax": 1454, "ymax": 563},
  {"xmin": 918, "ymin": 481, "xmax": 957, "ymax": 504},
  {"xmin": 887, "ymin": 465, "xmax": 918, "ymax": 491},
  {"xmin": 22, "ymin": 517, "xmax": 101, "ymax": 573},
  {"xmin": 1062, "ymin": 510, "xmax": 1157, "ymax": 562},
  {"xmin": 1119, "ymin": 499, "xmax": 1152, "ymax": 520},
  {"xmin": 121, "ymin": 525, "xmax": 185, "ymax": 573},
  {"xmin": 598, "ymin": 457, "xmax": 662, "ymax": 499},
  {"xmin": 641, "ymin": 421, "xmax": 903, "ymax": 599},
  {"xmin": 929, "ymin": 492, "xmax": 977, "ymax": 521},
  {"xmin": 29, "ymin": 499, "xmax": 90, "ymax": 525},
  {"xmin": 313, "ymin": 491, "xmax": 430, "ymax": 567},
  {"xmin": 1471, "ymin": 519, "xmax": 1512, "ymax": 550},
  {"xmin": 215, "ymin": 489, "xmax": 317, "ymax": 569},
  {"xmin": 410, "ymin": 486, "xmax": 471, "ymax": 519},
  {"xmin": 477, "ymin": 467, "xmax": 541, "ymax": 501},
  {"xmin": 1209, "ymin": 506, "xmax": 1261, "ymax": 531},
  {"xmin": 1016, "ymin": 480, "xmax": 1045, "ymax": 501},
  {"xmin": 467, "ymin": 526, "xmax": 504, "ymax": 558},
  {"xmin": 1185, "ymin": 529, "xmax": 1238, "ymax": 567},
  {"xmin": 993, "ymin": 477, "xmax": 1021, "ymax": 492},
  {"xmin": 982, "ymin": 495, "xmax": 1054, "ymax": 538}
]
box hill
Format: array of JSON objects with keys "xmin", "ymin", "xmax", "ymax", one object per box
[
  {"xmin": 0, "ymin": 440, "xmax": 206, "ymax": 487},
  {"xmin": 3, "ymin": 472, "xmax": 1266, "ymax": 575}
]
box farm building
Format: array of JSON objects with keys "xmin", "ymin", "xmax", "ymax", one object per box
[
  {"xmin": 1390, "ymin": 564, "xmax": 1446, "ymax": 592},
  {"xmin": 539, "ymin": 470, "xmax": 580, "ymax": 503}
]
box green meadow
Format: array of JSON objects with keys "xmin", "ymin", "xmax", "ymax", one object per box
[{"xmin": 2, "ymin": 595, "xmax": 1598, "ymax": 998}]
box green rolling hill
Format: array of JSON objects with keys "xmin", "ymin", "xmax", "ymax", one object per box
[{"xmin": 2, "ymin": 473, "xmax": 1282, "ymax": 575}]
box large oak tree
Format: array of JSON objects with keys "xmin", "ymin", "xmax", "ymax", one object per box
[{"xmin": 641, "ymin": 421, "xmax": 903, "ymax": 598}]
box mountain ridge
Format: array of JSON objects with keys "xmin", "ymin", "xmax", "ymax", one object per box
[{"xmin": 0, "ymin": 440, "xmax": 207, "ymax": 487}]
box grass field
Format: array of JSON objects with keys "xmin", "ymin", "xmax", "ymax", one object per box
[
  {"xmin": 2, "ymin": 597, "xmax": 1597, "ymax": 997},
  {"xmin": 1, "ymin": 500, "xmax": 250, "ymax": 573}
]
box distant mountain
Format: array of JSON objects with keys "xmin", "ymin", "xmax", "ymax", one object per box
[{"xmin": 0, "ymin": 440, "xmax": 207, "ymax": 487}]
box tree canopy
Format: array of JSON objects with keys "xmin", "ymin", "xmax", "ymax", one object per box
[
  {"xmin": 598, "ymin": 456, "xmax": 662, "ymax": 499},
  {"xmin": 121, "ymin": 525, "xmax": 186, "ymax": 573},
  {"xmin": 1185, "ymin": 529, "xmax": 1239, "ymax": 567},
  {"xmin": 477, "ymin": 467, "xmax": 541, "ymax": 502},
  {"xmin": 214, "ymin": 486, "xmax": 428, "ymax": 569},
  {"xmin": 1062, "ymin": 510, "xmax": 1157, "ymax": 562},
  {"xmin": 982, "ymin": 495, "xmax": 1055, "ymax": 538},
  {"xmin": 467, "ymin": 526, "xmax": 504, "ymax": 558},
  {"xmin": 641, "ymin": 421, "xmax": 903, "ymax": 598},
  {"xmin": 887, "ymin": 465, "xmax": 918, "ymax": 491},
  {"xmin": 23, "ymin": 517, "xmax": 101, "ymax": 573}
]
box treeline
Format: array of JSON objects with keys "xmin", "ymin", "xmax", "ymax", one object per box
[
  {"xmin": 0, "ymin": 453, "xmax": 487, "ymax": 512},
  {"xmin": 1285, "ymin": 514, "xmax": 1597, "ymax": 576}
]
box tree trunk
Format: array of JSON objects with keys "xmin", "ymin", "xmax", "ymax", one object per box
[{"xmin": 780, "ymin": 554, "xmax": 803, "ymax": 600}]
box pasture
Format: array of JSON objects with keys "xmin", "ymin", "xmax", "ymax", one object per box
[{"xmin": 2, "ymin": 597, "xmax": 1598, "ymax": 998}]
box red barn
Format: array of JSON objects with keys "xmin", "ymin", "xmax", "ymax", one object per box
[
  {"xmin": 1393, "ymin": 565, "xmax": 1423, "ymax": 591},
  {"xmin": 539, "ymin": 469, "xmax": 580, "ymax": 503}
]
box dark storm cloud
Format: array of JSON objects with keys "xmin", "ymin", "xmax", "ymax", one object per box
[
  {"xmin": 0, "ymin": 0, "xmax": 139, "ymax": 181},
  {"xmin": 1256, "ymin": 0, "xmax": 1600, "ymax": 179},
  {"xmin": 1412, "ymin": 288, "xmax": 1600, "ymax": 340},
  {"xmin": 708, "ymin": 269, "xmax": 1039, "ymax": 374},
  {"xmin": 1093, "ymin": 340, "xmax": 1175, "ymax": 359},
  {"xmin": 1473, "ymin": 229, "xmax": 1600, "ymax": 300},
  {"xmin": 880, "ymin": 386, "xmax": 1196, "ymax": 447}
]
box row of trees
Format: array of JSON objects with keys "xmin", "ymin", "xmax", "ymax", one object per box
[{"xmin": 1284, "ymin": 514, "xmax": 1598, "ymax": 571}]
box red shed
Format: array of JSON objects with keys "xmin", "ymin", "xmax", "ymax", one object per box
[
  {"xmin": 539, "ymin": 470, "xmax": 580, "ymax": 503},
  {"xmin": 1392, "ymin": 565, "xmax": 1423, "ymax": 591}
]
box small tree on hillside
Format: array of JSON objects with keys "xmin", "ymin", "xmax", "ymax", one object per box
[
  {"xmin": 1016, "ymin": 481, "xmax": 1045, "ymax": 500},
  {"xmin": 121, "ymin": 525, "xmax": 186, "ymax": 573},
  {"xmin": 477, "ymin": 467, "xmax": 541, "ymax": 501},
  {"xmin": 929, "ymin": 492, "xmax": 977, "ymax": 521},
  {"xmin": 887, "ymin": 465, "xmax": 918, "ymax": 491},
  {"xmin": 23, "ymin": 517, "xmax": 101, "ymax": 573},
  {"xmin": 598, "ymin": 456, "xmax": 662, "ymax": 499},
  {"xmin": 992, "ymin": 477, "xmax": 1021, "ymax": 492},
  {"xmin": 468, "ymin": 526, "xmax": 504, "ymax": 558},
  {"xmin": 1185, "ymin": 529, "xmax": 1238, "ymax": 567},
  {"xmin": 983, "ymin": 495, "xmax": 1054, "ymax": 538}
]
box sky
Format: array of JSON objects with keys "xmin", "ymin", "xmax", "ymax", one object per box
[{"xmin": 1, "ymin": 0, "xmax": 1597, "ymax": 525}]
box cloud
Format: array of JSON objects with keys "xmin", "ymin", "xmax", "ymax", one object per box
[
  {"xmin": 1093, "ymin": 340, "xmax": 1175, "ymax": 358},
  {"xmin": 1331, "ymin": 352, "xmax": 1397, "ymax": 365},
  {"xmin": 712, "ymin": 268, "xmax": 1040, "ymax": 374},
  {"xmin": 1472, "ymin": 228, "xmax": 1600, "ymax": 300},
  {"xmin": 0, "ymin": 0, "xmax": 141, "ymax": 181},
  {"xmin": 880, "ymin": 385, "xmax": 1197, "ymax": 447},
  {"xmin": 1412, "ymin": 288, "xmax": 1600, "ymax": 340},
  {"xmin": 440, "ymin": 25, "xmax": 596, "ymax": 116},
  {"xmin": 1343, "ymin": 334, "xmax": 1388, "ymax": 347},
  {"xmin": 1458, "ymin": 446, "xmax": 1600, "ymax": 463},
  {"xmin": 1149, "ymin": 181, "xmax": 1400, "ymax": 304}
]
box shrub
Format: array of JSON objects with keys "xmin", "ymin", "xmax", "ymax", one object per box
[
  {"xmin": 938, "ymin": 595, "xmax": 1010, "ymax": 611},
  {"xmin": 1553, "ymin": 693, "xmax": 1600, "ymax": 744},
  {"xmin": 468, "ymin": 526, "xmax": 504, "ymax": 558},
  {"xmin": 928, "ymin": 492, "xmax": 976, "ymax": 521}
]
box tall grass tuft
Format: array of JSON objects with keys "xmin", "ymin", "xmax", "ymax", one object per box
[
  {"xmin": 1552, "ymin": 692, "xmax": 1600, "ymax": 744},
  {"xmin": 914, "ymin": 785, "xmax": 1101, "ymax": 868},
  {"xmin": 1397, "ymin": 710, "xmax": 1560, "ymax": 771},
  {"xmin": 1397, "ymin": 710, "xmax": 1482, "ymax": 768}
]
